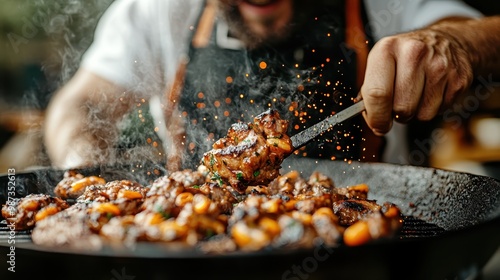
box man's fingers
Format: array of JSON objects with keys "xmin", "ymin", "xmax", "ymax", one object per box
[
  {"xmin": 417, "ymin": 56, "xmax": 449, "ymax": 120},
  {"xmin": 360, "ymin": 38, "xmax": 396, "ymax": 135},
  {"xmin": 392, "ymin": 39, "xmax": 426, "ymax": 123},
  {"xmin": 418, "ymin": 82, "xmax": 445, "ymax": 120}
]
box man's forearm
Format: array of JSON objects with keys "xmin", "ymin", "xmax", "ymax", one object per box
[
  {"xmin": 429, "ymin": 16, "xmax": 500, "ymax": 76},
  {"xmin": 44, "ymin": 69, "xmax": 135, "ymax": 168},
  {"xmin": 44, "ymin": 93, "xmax": 97, "ymax": 167}
]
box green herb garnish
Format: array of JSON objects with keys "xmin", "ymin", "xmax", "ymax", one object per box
[
  {"xmin": 211, "ymin": 172, "xmax": 224, "ymax": 186},
  {"xmin": 210, "ymin": 154, "xmax": 216, "ymax": 167},
  {"xmin": 155, "ymin": 205, "xmax": 171, "ymax": 219},
  {"xmin": 159, "ymin": 211, "xmax": 171, "ymax": 219}
]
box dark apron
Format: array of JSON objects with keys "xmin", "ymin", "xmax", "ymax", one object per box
[{"xmin": 178, "ymin": 1, "xmax": 367, "ymax": 169}]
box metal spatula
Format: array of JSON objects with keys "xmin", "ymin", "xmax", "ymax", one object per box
[{"xmin": 290, "ymin": 100, "xmax": 366, "ymax": 150}]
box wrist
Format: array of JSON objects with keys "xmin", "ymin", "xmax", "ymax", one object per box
[{"xmin": 427, "ymin": 16, "xmax": 500, "ymax": 76}]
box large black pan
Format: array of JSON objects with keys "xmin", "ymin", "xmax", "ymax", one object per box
[{"xmin": 1, "ymin": 157, "xmax": 499, "ymax": 280}]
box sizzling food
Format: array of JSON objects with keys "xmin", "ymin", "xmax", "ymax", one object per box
[
  {"xmin": 201, "ymin": 109, "xmax": 293, "ymax": 194},
  {"xmin": 1, "ymin": 111, "xmax": 402, "ymax": 251},
  {"xmin": 2, "ymin": 194, "xmax": 69, "ymax": 231},
  {"xmin": 2, "ymin": 168, "xmax": 402, "ymax": 251}
]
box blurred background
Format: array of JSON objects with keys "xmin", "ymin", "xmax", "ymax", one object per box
[
  {"xmin": 0, "ymin": 0, "xmax": 499, "ymax": 177},
  {"xmin": 0, "ymin": 0, "xmax": 114, "ymax": 171}
]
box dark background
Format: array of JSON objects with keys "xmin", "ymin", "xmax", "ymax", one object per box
[{"xmin": 465, "ymin": 0, "xmax": 500, "ymax": 16}]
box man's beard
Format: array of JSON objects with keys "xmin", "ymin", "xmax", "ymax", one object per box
[{"xmin": 217, "ymin": 0, "xmax": 315, "ymax": 50}]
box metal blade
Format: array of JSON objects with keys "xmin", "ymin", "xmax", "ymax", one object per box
[{"xmin": 290, "ymin": 100, "xmax": 365, "ymax": 150}]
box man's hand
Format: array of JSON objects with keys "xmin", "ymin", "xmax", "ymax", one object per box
[{"xmin": 360, "ymin": 16, "xmax": 500, "ymax": 135}]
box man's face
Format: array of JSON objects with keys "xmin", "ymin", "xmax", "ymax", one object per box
[{"xmin": 218, "ymin": 0, "xmax": 310, "ymax": 49}]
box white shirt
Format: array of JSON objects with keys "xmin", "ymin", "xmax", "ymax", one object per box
[{"xmin": 80, "ymin": 0, "xmax": 481, "ymax": 164}]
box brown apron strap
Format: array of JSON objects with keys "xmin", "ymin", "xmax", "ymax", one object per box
[
  {"xmin": 345, "ymin": 0, "xmax": 384, "ymax": 162},
  {"xmin": 163, "ymin": 0, "xmax": 217, "ymax": 172},
  {"xmin": 345, "ymin": 0, "xmax": 368, "ymax": 89},
  {"xmin": 192, "ymin": 0, "xmax": 217, "ymax": 48}
]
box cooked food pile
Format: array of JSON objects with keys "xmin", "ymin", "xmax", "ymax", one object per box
[
  {"xmin": 1, "ymin": 110, "xmax": 402, "ymax": 251},
  {"xmin": 1, "ymin": 167, "xmax": 402, "ymax": 251},
  {"xmin": 201, "ymin": 109, "xmax": 293, "ymax": 194},
  {"xmin": 2, "ymin": 194, "xmax": 69, "ymax": 231}
]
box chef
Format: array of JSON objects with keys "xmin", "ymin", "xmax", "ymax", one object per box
[{"xmin": 43, "ymin": 0, "xmax": 499, "ymax": 170}]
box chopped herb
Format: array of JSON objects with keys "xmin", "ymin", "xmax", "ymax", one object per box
[
  {"xmin": 210, "ymin": 154, "xmax": 216, "ymax": 167},
  {"xmin": 236, "ymin": 172, "xmax": 243, "ymax": 181},
  {"xmin": 159, "ymin": 211, "xmax": 171, "ymax": 219},
  {"xmin": 205, "ymin": 229, "xmax": 214, "ymax": 238},
  {"xmin": 155, "ymin": 204, "xmax": 171, "ymax": 219},
  {"xmin": 192, "ymin": 185, "xmax": 200, "ymax": 189},
  {"xmin": 273, "ymin": 142, "xmax": 278, "ymax": 147},
  {"xmin": 106, "ymin": 212, "xmax": 114, "ymax": 220},
  {"xmin": 211, "ymin": 172, "xmax": 224, "ymax": 186},
  {"xmin": 253, "ymin": 170, "xmax": 260, "ymax": 177},
  {"xmin": 211, "ymin": 172, "xmax": 221, "ymax": 181}
]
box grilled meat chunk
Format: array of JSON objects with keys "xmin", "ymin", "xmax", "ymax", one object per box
[
  {"xmin": 197, "ymin": 182, "xmax": 237, "ymax": 214},
  {"xmin": 146, "ymin": 168, "xmax": 206, "ymax": 198},
  {"xmin": 332, "ymin": 199, "xmax": 381, "ymax": 226},
  {"xmin": 76, "ymin": 180, "xmax": 146, "ymax": 215},
  {"xmin": 77, "ymin": 180, "xmax": 146, "ymax": 202},
  {"xmin": 268, "ymin": 170, "xmax": 334, "ymax": 199},
  {"xmin": 201, "ymin": 109, "xmax": 293, "ymax": 193},
  {"xmin": 311, "ymin": 207, "xmax": 344, "ymax": 246},
  {"xmin": 31, "ymin": 203, "xmax": 102, "ymax": 250},
  {"xmin": 169, "ymin": 168, "xmax": 207, "ymax": 188},
  {"xmin": 333, "ymin": 183, "xmax": 369, "ymax": 201},
  {"xmin": 1, "ymin": 194, "xmax": 69, "ymax": 230},
  {"xmin": 343, "ymin": 203, "xmax": 403, "ymax": 246},
  {"xmin": 54, "ymin": 170, "xmax": 106, "ymax": 199}
]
